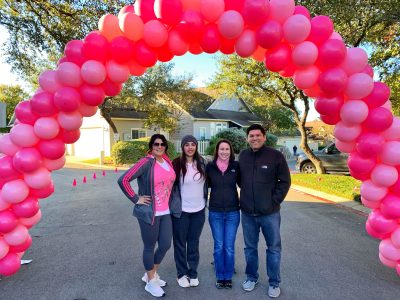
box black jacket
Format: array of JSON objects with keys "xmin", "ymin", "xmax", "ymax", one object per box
[
  {"xmin": 239, "ymin": 145, "xmax": 291, "ymax": 215},
  {"xmin": 206, "ymin": 160, "xmax": 240, "ymax": 212}
]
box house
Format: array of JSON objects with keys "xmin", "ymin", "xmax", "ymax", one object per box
[{"xmin": 66, "ymin": 96, "xmax": 262, "ymax": 158}]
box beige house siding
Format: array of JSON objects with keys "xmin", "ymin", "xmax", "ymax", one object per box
[{"xmin": 169, "ymin": 110, "xmax": 193, "ymax": 141}]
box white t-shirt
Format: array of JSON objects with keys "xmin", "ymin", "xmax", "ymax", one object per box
[{"xmin": 180, "ymin": 162, "xmax": 205, "ymax": 213}]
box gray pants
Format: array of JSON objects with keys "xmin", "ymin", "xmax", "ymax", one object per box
[{"xmin": 138, "ymin": 214, "xmax": 173, "ymax": 271}]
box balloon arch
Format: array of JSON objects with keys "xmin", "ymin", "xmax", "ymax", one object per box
[{"xmin": 1, "ymin": 0, "xmax": 400, "ymax": 277}]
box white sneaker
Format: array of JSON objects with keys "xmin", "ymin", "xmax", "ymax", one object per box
[
  {"xmin": 145, "ymin": 278, "xmax": 165, "ymax": 297},
  {"xmin": 142, "ymin": 272, "xmax": 167, "ymax": 287},
  {"xmin": 268, "ymin": 286, "xmax": 281, "ymax": 298},
  {"xmin": 189, "ymin": 277, "xmax": 199, "ymax": 287},
  {"xmin": 177, "ymin": 275, "xmax": 190, "ymax": 288}
]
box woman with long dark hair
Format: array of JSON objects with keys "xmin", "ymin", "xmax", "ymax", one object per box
[
  {"xmin": 118, "ymin": 134, "xmax": 176, "ymax": 298},
  {"xmin": 171, "ymin": 135, "xmax": 208, "ymax": 288},
  {"xmin": 206, "ymin": 139, "xmax": 240, "ymax": 289}
]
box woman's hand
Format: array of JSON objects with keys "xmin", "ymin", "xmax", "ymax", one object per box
[{"xmin": 137, "ymin": 195, "xmax": 152, "ymax": 206}]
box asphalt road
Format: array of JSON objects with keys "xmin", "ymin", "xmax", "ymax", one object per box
[{"xmin": 0, "ymin": 168, "xmax": 399, "ymax": 300}]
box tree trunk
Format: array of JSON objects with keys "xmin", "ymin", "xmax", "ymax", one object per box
[{"xmin": 99, "ymin": 101, "xmax": 118, "ymax": 135}]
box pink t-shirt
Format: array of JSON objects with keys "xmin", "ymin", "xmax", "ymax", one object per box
[{"xmin": 154, "ymin": 160, "xmax": 176, "ymax": 216}]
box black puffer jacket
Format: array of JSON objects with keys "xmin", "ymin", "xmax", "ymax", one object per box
[{"xmin": 206, "ymin": 160, "xmax": 240, "ymax": 212}]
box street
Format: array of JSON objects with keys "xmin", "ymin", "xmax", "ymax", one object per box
[{"xmin": 0, "ymin": 168, "xmax": 399, "ymax": 300}]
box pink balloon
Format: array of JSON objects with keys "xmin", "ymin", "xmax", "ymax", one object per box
[
  {"xmin": 168, "ymin": 29, "xmax": 189, "ymax": 56},
  {"xmin": 64, "ymin": 40, "xmax": 87, "ymax": 66},
  {"xmin": 30, "ymin": 91, "xmax": 58, "ymax": 117},
  {"xmin": 79, "ymin": 84, "xmax": 105, "ymax": 107},
  {"xmin": 318, "ymin": 67, "xmax": 348, "ymax": 96},
  {"xmin": 391, "ymin": 227, "xmax": 400, "ymax": 248},
  {"xmin": 363, "ymin": 107, "xmax": 393, "ymax": 133},
  {"xmin": 133, "ymin": 41, "xmax": 158, "ymax": 67},
  {"xmin": 318, "ymin": 39, "xmax": 347, "ymax": 69},
  {"xmin": 382, "ymin": 117, "xmax": 400, "ymax": 141},
  {"xmin": 0, "ymin": 194, "xmax": 11, "ymax": 211},
  {"xmin": 19, "ymin": 210, "xmax": 42, "ymax": 228},
  {"xmin": 24, "ymin": 167, "xmax": 52, "ymax": 190},
  {"xmin": 345, "ymin": 73, "xmax": 374, "ymax": 99},
  {"xmin": 15, "ymin": 101, "xmax": 38, "ymax": 125},
  {"xmin": 294, "ymin": 6, "xmax": 310, "ymax": 19},
  {"xmin": 134, "ymin": 0, "xmax": 157, "ymax": 23},
  {"xmin": 200, "ymin": 0, "xmax": 224, "ymax": 22},
  {"xmin": 128, "ymin": 60, "xmax": 148, "ymax": 76},
  {"xmin": 30, "ymin": 182, "xmax": 54, "ymax": 199},
  {"xmin": 0, "ymin": 253, "xmax": 21, "ymax": 276},
  {"xmin": 382, "ymin": 100, "xmax": 392, "ymax": 111},
  {"xmin": 320, "ymin": 114, "xmax": 340, "ymax": 125},
  {"xmin": 44, "ymin": 156, "xmax": 66, "ymax": 171},
  {"xmin": 360, "ymin": 180, "xmax": 388, "ymax": 202},
  {"xmin": 9, "ymin": 235, "xmax": 32, "ymax": 254},
  {"xmin": 348, "ymin": 152, "xmax": 376, "ymax": 174},
  {"xmin": 4, "ymin": 224, "xmax": 29, "ymax": 246},
  {"xmin": 78, "ymin": 103, "xmax": 98, "ymax": 117},
  {"xmin": 379, "ymin": 141, "xmax": 400, "ymax": 166},
  {"xmin": 218, "ymin": 10, "xmax": 244, "ymax": 40},
  {"xmin": 224, "ymin": 0, "xmax": 244, "ymax": 11},
  {"xmin": 362, "ymin": 64, "xmax": 374, "ymax": 77},
  {"xmin": 13, "ymin": 148, "xmax": 43, "ymax": 173},
  {"xmin": 0, "ymin": 238, "xmax": 9, "ymax": 260},
  {"xmin": 37, "ymin": 138, "xmax": 65, "ymax": 160},
  {"xmin": 54, "ymin": 87, "xmax": 81, "ymax": 112},
  {"xmin": 308, "ymin": 16, "xmax": 334, "ymax": 45},
  {"xmin": 110, "ymin": 36, "xmax": 134, "ymax": 64},
  {"xmin": 256, "ymin": 20, "xmax": 282, "ymax": 49},
  {"xmin": 200, "ymin": 24, "xmax": 221, "ymax": 54},
  {"xmin": 81, "ymin": 60, "xmax": 107, "ymax": 85},
  {"xmin": 176, "ymin": 10, "xmax": 205, "ymax": 43},
  {"xmin": 57, "ymin": 111, "xmax": 83, "ymax": 131},
  {"xmin": 368, "ymin": 209, "xmax": 398, "ymax": 235},
  {"xmin": 293, "ymin": 66, "xmax": 320, "ymax": 89},
  {"xmin": 34, "ymin": 117, "xmax": 60, "ymax": 140},
  {"xmin": 380, "ymin": 193, "xmax": 400, "ymax": 219},
  {"xmin": 379, "ymin": 239, "xmax": 400, "ymax": 261},
  {"xmin": 0, "ymin": 211, "xmax": 18, "ymax": 233},
  {"xmin": 235, "ymin": 29, "xmax": 257, "ymax": 57},
  {"xmin": 283, "ymin": 14, "xmax": 311, "ymax": 44},
  {"xmin": 341, "ymin": 48, "xmax": 368, "ymax": 75},
  {"xmin": 0, "ymin": 134, "xmax": 20, "ymax": 156},
  {"xmin": 242, "ymin": 0, "xmax": 270, "ymax": 28},
  {"xmin": 361, "ymin": 197, "xmax": 381, "ymax": 209},
  {"xmin": 0, "ymin": 155, "xmax": 20, "ymax": 180},
  {"xmin": 144, "ymin": 20, "xmax": 169, "ymax": 48},
  {"xmin": 39, "ymin": 70, "xmax": 62, "ymax": 93},
  {"xmin": 264, "ymin": 43, "xmax": 292, "ymax": 72},
  {"xmin": 379, "ymin": 253, "xmax": 397, "ymax": 268},
  {"xmin": 371, "ymin": 164, "xmax": 398, "ymax": 187},
  {"xmin": 340, "ymin": 100, "xmax": 369, "ymax": 125},
  {"xmin": 363, "ymin": 82, "xmax": 391, "ymax": 108},
  {"xmin": 292, "ymin": 41, "xmax": 318, "ymax": 68},
  {"xmin": 57, "ymin": 62, "xmax": 82, "ymax": 88},
  {"xmin": 102, "ymin": 78, "xmax": 123, "ymax": 96},
  {"xmin": 155, "ymin": 0, "xmax": 183, "ymax": 25},
  {"xmin": 356, "ymin": 132, "xmax": 385, "ymax": 157},
  {"xmin": 106, "ymin": 60, "xmax": 130, "ymax": 84},
  {"xmin": 329, "ymin": 32, "xmax": 343, "ymax": 41},
  {"xmin": 334, "ymin": 121, "xmax": 361, "ymax": 142},
  {"xmin": 10, "ymin": 124, "xmax": 39, "ymax": 148},
  {"xmin": 12, "ymin": 196, "xmax": 40, "ymax": 218},
  {"xmin": 269, "ymin": 0, "xmax": 295, "ymax": 23},
  {"xmin": 335, "ymin": 139, "xmax": 355, "ymax": 153},
  {"xmin": 82, "ymin": 31, "xmax": 110, "ymax": 62}
]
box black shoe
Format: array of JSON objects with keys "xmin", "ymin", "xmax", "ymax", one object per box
[
  {"xmin": 216, "ymin": 280, "xmax": 225, "ymax": 289},
  {"xmin": 224, "ymin": 280, "xmax": 232, "ymax": 289}
]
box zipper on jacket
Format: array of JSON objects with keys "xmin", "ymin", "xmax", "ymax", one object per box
[
  {"xmin": 252, "ymin": 151, "xmax": 256, "ymax": 215},
  {"xmin": 150, "ymin": 159, "xmax": 156, "ymax": 225}
]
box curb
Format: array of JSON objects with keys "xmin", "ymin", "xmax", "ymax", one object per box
[{"xmin": 291, "ymin": 184, "xmax": 370, "ymax": 216}]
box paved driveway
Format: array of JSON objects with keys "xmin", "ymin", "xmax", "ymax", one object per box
[{"xmin": 0, "ymin": 168, "xmax": 399, "ymax": 299}]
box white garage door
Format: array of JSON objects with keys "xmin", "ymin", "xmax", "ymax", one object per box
[{"xmin": 73, "ymin": 127, "xmax": 105, "ymax": 158}]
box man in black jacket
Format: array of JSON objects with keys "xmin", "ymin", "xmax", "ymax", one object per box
[{"xmin": 239, "ymin": 124, "xmax": 291, "ymax": 298}]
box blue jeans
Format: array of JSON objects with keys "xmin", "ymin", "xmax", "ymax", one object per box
[
  {"xmin": 241, "ymin": 211, "xmax": 281, "ymax": 287},
  {"xmin": 209, "ymin": 210, "xmax": 240, "ymax": 280}
]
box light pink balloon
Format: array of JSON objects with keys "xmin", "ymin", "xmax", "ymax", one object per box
[
  {"xmin": 78, "ymin": 103, "xmax": 98, "ymax": 117},
  {"xmin": 0, "ymin": 134, "xmax": 20, "ymax": 156},
  {"xmin": 361, "ymin": 197, "xmax": 381, "ymax": 209},
  {"xmin": 235, "ymin": 29, "xmax": 257, "ymax": 57},
  {"xmin": 283, "ymin": 14, "xmax": 311, "ymax": 44},
  {"xmin": 292, "ymin": 41, "xmax": 318, "ymax": 68},
  {"xmin": 1, "ymin": 179, "xmax": 30, "ymax": 204},
  {"xmin": 382, "ymin": 100, "xmax": 392, "ymax": 111},
  {"xmin": 57, "ymin": 62, "xmax": 82, "ymax": 88},
  {"xmin": 0, "ymin": 238, "xmax": 9, "ymax": 260},
  {"xmin": 44, "ymin": 156, "xmax": 66, "ymax": 171},
  {"xmin": 19, "ymin": 210, "xmax": 42, "ymax": 228},
  {"xmin": 335, "ymin": 139, "xmax": 355, "ymax": 153},
  {"xmin": 106, "ymin": 60, "xmax": 130, "ymax": 84},
  {"xmin": 293, "ymin": 66, "xmax": 320, "ymax": 89},
  {"xmin": 57, "ymin": 111, "xmax": 83, "ymax": 131},
  {"xmin": 380, "ymin": 141, "xmax": 400, "ymax": 166},
  {"xmin": 143, "ymin": 20, "xmax": 168, "ymax": 48},
  {"xmin": 10, "ymin": 124, "xmax": 39, "ymax": 148},
  {"xmin": 200, "ymin": 0, "xmax": 224, "ymax": 22},
  {"xmin": 391, "ymin": 227, "xmax": 400, "ymax": 248},
  {"xmin": 340, "ymin": 100, "xmax": 369, "ymax": 125},
  {"xmin": 81, "ymin": 60, "xmax": 107, "ymax": 85},
  {"xmin": 334, "ymin": 121, "xmax": 361, "ymax": 142},
  {"xmin": 34, "ymin": 117, "xmax": 60, "ymax": 140},
  {"xmin": 382, "ymin": 117, "xmax": 400, "ymax": 141},
  {"xmin": 39, "ymin": 70, "xmax": 62, "ymax": 93},
  {"xmin": 379, "ymin": 253, "xmax": 397, "ymax": 268},
  {"xmin": 0, "ymin": 194, "xmax": 11, "ymax": 211},
  {"xmin": 371, "ymin": 164, "xmax": 398, "ymax": 187},
  {"xmin": 24, "ymin": 167, "xmax": 52, "ymax": 190},
  {"xmin": 269, "ymin": 0, "xmax": 295, "ymax": 23},
  {"xmin": 345, "ymin": 73, "xmax": 374, "ymax": 99},
  {"xmin": 379, "ymin": 239, "xmax": 400, "ymax": 261},
  {"xmin": 341, "ymin": 48, "xmax": 368, "ymax": 75},
  {"xmin": 361, "ymin": 180, "xmax": 388, "ymax": 202},
  {"xmin": 218, "ymin": 10, "xmax": 244, "ymax": 39},
  {"xmin": 329, "ymin": 31, "xmax": 343, "ymax": 41},
  {"xmin": 4, "ymin": 225, "xmax": 29, "ymax": 246}
]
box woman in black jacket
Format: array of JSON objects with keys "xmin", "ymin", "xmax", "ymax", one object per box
[{"xmin": 206, "ymin": 139, "xmax": 240, "ymax": 289}]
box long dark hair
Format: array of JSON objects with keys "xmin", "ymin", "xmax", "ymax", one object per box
[
  {"xmin": 173, "ymin": 142, "xmax": 205, "ymax": 183},
  {"xmin": 213, "ymin": 139, "xmax": 235, "ymax": 162},
  {"xmin": 148, "ymin": 134, "xmax": 169, "ymax": 156}
]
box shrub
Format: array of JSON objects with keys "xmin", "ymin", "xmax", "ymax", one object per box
[
  {"xmin": 0, "ymin": 127, "xmax": 11, "ymax": 133},
  {"xmin": 265, "ymin": 133, "xmax": 278, "ymax": 148},
  {"xmin": 206, "ymin": 128, "xmax": 247, "ymax": 155}
]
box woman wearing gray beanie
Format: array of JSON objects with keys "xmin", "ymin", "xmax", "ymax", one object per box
[{"xmin": 170, "ymin": 135, "xmax": 208, "ymax": 288}]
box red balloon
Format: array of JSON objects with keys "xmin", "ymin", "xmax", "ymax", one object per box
[
  {"xmin": 0, "ymin": 156, "xmax": 21, "ymax": 181},
  {"xmin": 15, "ymin": 101, "xmax": 38, "ymax": 125},
  {"xmin": 307, "ymin": 16, "xmax": 334, "ymax": 45},
  {"xmin": 0, "ymin": 253, "xmax": 21, "ymax": 276},
  {"xmin": 101, "ymin": 78, "xmax": 123, "ymax": 97},
  {"xmin": 189, "ymin": 42, "xmax": 203, "ymax": 55},
  {"xmin": 12, "ymin": 196, "xmax": 40, "ymax": 218},
  {"xmin": 320, "ymin": 113, "xmax": 340, "ymax": 125},
  {"xmin": 59, "ymin": 129, "xmax": 81, "ymax": 144},
  {"xmin": 314, "ymin": 95, "xmax": 344, "ymax": 116},
  {"xmin": 156, "ymin": 44, "xmax": 174, "ymax": 62},
  {"xmin": 225, "ymin": 0, "xmax": 244, "ymax": 11},
  {"xmin": 154, "ymin": 0, "xmax": 183, "ymax": 25},
  {"xmin": 294, "ymin": 6, "xmax": 311, "ymax": 19},
  {"xmin": 134, "ymin": 0, "xmax": 157, "ymax": 23},
  {"xmin": 12, "ymin": 148, "xmax": 43, "ymax": 173},
  {"xmin": 200, "ymin": 24, "xmax": 221, "ymax": 54},
  {"xmin": 176, "ymin": 10, "xmax": 205, "ymax": 44},
  {"xmin": 318, "ymin": 68, "xmax": 348, "ymax": 96},
  {"xmin": 256, "ymin": 20, "xmax": 282, "ymax": 49},
  {"xmin": 80, "ymin": 84, "xmax": 106, "ymax": 106},
  {"xmin": 279, "ymin": 63, "xmax": 296, "ymax": 78},
  {"xmin": 264, "ymin": 44, "xmax": 292, "ymax": 72},
  {"xmin": 110, "ymin": 36, "xmax": 134, "ymax": 64},
  {"xmin": 133, "ymin": 41, "xmax": 158, "ymax": 68},
  {"xmin": 9, "ymin": 235, "xmax": 32, "ymax": 253},
  {"xmin": 30, "ymin": 92, "xmax": 58, "ymax": 117},
  {"xmin": 118, "ymin": 5, "xmax": 135, "ymax": 19},
  {"xmin": 363, "ymin": 107, "xmax": 393, "ymax": 132},
  {"xmin": 37, "ymin": 138, "xmax": 65, "ymax": 160},
  {"xmin": 363, "ymin": 82, "xmax": 391, "ymax": 108},
  {"xmin": 220, "ymin": 38, "xmax": 237, "ymax": 55},
  {"xmin": 318, "ymin": 39, "xmax": 347, "ymax": 69},
  {"xmin": 242, "ymin": 0, "xmax": 270, "ymax": 28},
  {"xmin": 29, "ymin": 181, "xmax": 55, "ymax": 199},
  {"xmin": 83, "ymin": 31, "xmax": 110, "ymax": 62},
  {"xmin": 0, "ymin": 211, "xmax": 18, "ymax": 234},
  {"xmin": 64, "ymin": 40, "xmax": 87, "ymax": 66}
]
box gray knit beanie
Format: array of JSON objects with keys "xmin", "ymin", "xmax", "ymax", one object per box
[{"xmin": 181, "ymin": 135, "xmax": 198, "ymax": 149}]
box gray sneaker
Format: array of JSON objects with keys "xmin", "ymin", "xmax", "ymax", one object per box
[
  {"xmin": 242, "ymin": 279, "xmax": 258, "ymax": 292},
  {"xmin": 268, "ymin": 286, "xmax": 281, "ymax": 298}
]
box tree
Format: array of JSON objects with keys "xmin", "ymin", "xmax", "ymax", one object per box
[{"xmin": 0, "ymin": 84, "xmax": 29, "ymax": 124}]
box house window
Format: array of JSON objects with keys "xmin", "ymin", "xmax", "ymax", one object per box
[
  {"xmin": 131, "ymin": 128, "xmax": 146, "ymax": 140},
  {"xmin": 199, "ymin": 127, "xmax": 206, "ymax": 140},
  {"xmin": 215, "ymin": 122, "xmax": 227, "ymax": 134}
]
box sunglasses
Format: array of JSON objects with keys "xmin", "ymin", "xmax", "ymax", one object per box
[{"xmin": 153, "ymin": 142, "xmax": 166, "ymax": 147}]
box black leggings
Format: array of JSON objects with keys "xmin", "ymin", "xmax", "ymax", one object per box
[{"xmin": 138, "ymin": 214, "xmax": 173, "ymax": 271}]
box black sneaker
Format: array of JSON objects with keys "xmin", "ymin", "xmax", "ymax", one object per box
[
  {"xmin": 224, "ymin": 280, "xmax": 232, "ymax": 289},
  {"xmin": 215, "ymin": 280, "xmax": 225, "ymax": 289}
]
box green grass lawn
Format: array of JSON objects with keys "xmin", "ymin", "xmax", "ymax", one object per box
[
  {"xmin": 291, "ymin": 174, "xmax": 361, "ymax": 201},
  {"xmin": 82, "ymin": 157, "xmax": 114, "ymax": 165}
]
